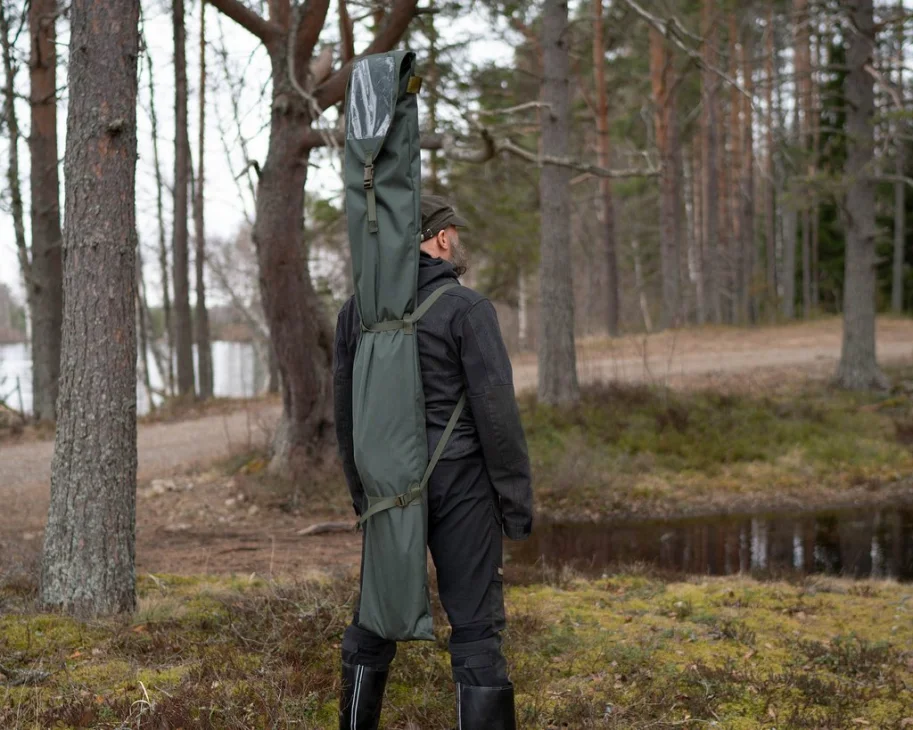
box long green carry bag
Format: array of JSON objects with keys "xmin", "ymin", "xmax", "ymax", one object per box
[{"xmin": 344, "ymin": 50, "xmax": 465, "ymax": 641}]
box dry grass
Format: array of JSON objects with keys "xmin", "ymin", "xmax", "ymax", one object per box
[{"xmin": 1, "ymin": 570, "xmax": 911, "ymax": 728}]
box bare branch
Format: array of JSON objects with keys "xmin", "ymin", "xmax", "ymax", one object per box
[
  {"xmin": 206, "ymin": 0, "xmax": 281, "ymax": 44},
  {"xmin": 338, "ymin": 0, "xmax": 354, "ymax": 63},
  {"xmin": 619, "ymin": 0, "xmax": 751, "ymax": 101},
  {"xmin": 293, "ymin": 0, "xmax": 330, "ymax": 67},
  {"xmin": 312, "ymin": 0, "xmax": 419, "ymax": 112},
  {"xmin": 865, "ymin": 63, "xmax": 904, "ymax": 108}
]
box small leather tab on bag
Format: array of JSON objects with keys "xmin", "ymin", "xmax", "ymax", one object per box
[{"xmin": 406, "ymin": 76, "xmax": 423, "ymax": 94}]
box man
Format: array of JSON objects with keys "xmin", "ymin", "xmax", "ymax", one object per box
[{"xmin": 333, "ymin": 195, "xmax": 533, "ymax": 729}]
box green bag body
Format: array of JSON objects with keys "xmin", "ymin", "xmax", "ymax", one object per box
[{"xmin": 344, "ymin": 51, "xmax": 457, "ymax": 641}]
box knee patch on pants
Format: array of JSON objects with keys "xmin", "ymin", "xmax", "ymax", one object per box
[
  {"xmin": 449, "ymin": 635, "xmax": 510, "ymax": 687},
  {"xmin": 342, "ymin": 623, "xmax": 397, "ymax": 670}
]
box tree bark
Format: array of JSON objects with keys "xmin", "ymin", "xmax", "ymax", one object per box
[
  {"xmin": 650, "ymin": 26, "xmax": 680, "ymax": 329},
  {"xmin": 27, "ymin": 0, "xmax": 64, "ymax": 423},
  {"xmin": 893, "ymin": 0, "xmax": 905, "ymax": 313},
  {"xmin": 701, "ymin": 0, "xmax": 721, "ymax": 324},
  {"xmin": 740, "ymin": 14, "xmax": 756, "ymax": 324},
  {"xmin": 136, "ymin": 245, "xmax": 155, "ymax": 412},
  {"xmin": 691, "ymin": 137, "xmax": 706, "ymax": 325},
  {"xmin": 538, "ymin": 0, "xmax": 579, "ymax": 404},
  {"xmin": 796, "ymin": 0, "xmax": 813, "ymax": 318},
  {"xmin": 41, "ymin": 0, "xmax": 139, "ymax": 617},
  {"xmin": 728, "ymin": 12, "xmax": 742, "ymax": 325},
  {"xmin": 173, "ymin": 0, "xmax": 195, "ymax": 398},
  {"xmin": 837, "ymin": 0, "xmax": 886, "ymax": 390},
  {"xmin": 195, "ymin": 3, "xmax": 213, "ymax": 399},
  {"xmin": 144, "ymin": 38, "xmax": 175, "ymax": 396},
  {"xmin": 593, "ymin": 0, "xmax": 619, "ymax": 337},
  {"xmin": 1, "ymin": 3, "xmax": 30, "ymax": 335},
  {"xmin": 764, "ymin": 5, "xmax": 777, "ymax": 319}
]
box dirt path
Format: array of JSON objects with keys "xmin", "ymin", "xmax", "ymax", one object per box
[{"xmin": 0, "ymin": 403, "xmax": 280, "ymax": 528}]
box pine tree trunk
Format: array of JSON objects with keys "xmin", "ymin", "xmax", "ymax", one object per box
[
  {"xmin": 650, "ymin": 27, "xmax": 681, "ymax": 329},
  {"xmin": 173, "ymin": 0, "xmax": 195, "ymax": 398},
  {"xmin": 136, "ymin": 248, "xmax": 155, "ymax": 412},
  {"xmin": 701, "ymin": 0, "xmax": 721, "ymax": 323},
  {"xmin": 593, "ymin": 0, "xmax": 619, "ymax": 337},
  {"xmin": 892, "ymin": 0, "xmax": 905, "ymax": 313},
  {"xmin": 837, "ymin": 0, "xmax": 886, "ymax": 390},
  {"xmin": 41, "ymin": 0, "xmax": 139, "ymax": 617},
  {"xmin": 691, "ymin": 138, "xmax": 706, "ymax": 325},
  {"xmin": 194, "ymin": 4, "xmax": 213, "ymax": 399},
  {"xmin": 764, "ymin": 6, "xmax": 777, "ymax": 319},
  {"xmin": 27, "ymin": 0, "xmax": 63, "ymax": 423},
  {"xmin": 538, "ymin": 0, "xmax": 579, "ymax": 404},
  {"xmin": 742, "ymin": 13, "xmax": 757, "ymax": 323},
  {"xmin": 728, "ymin": 12, "xmax": 742, "ymax": 325},
  {"xmin": 796, "ymin": 0, "xmax": 813, "ymax": 318},
  {"xmin": 144, "ymin": 40, "xmax": 175, "ymax": 396}
]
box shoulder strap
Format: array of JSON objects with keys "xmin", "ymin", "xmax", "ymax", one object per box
[
  {"xmin": 357, "ymin": 393, "xmax": 465, "ymax": 527},
  {"xmin": 361, "ymin": 281, "xmax": 459, "ymax": 334}
]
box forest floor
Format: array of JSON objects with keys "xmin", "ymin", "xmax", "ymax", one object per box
[{"xmin": 1, "ymin": 571, "xmax": 911, "ymax": 728}]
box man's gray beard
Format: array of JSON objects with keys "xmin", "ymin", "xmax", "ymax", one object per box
[{"xmin": 451, "ymin": 241, "xmax": 470, "ymax": 277}]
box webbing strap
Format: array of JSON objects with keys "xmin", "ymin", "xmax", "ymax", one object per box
[
  {"xmin": 357, "ymin": 391, "xmax": 467, "ymax": 528},
  {"xmin": 361, "ymin": 282, "xmax": 458, "ymax": 334},
  {"xmin": 364, "ymin": 155, "xmax": 378, "ymax": 234}
]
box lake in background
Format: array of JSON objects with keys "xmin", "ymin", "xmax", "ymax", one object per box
[{"xmin": 0, "ymin": 341, "xmax": 264, "ymax": 416}]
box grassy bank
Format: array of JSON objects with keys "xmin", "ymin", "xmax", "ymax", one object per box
[
  {"xmin": 521, "ymin": 375, "xmax": 913, "ymax": 520},
  {"xmin": 1, "ymin": 572, "xmax": 910, "ymax": 728}
]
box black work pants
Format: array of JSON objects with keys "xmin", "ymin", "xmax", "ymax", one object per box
[{"xmin": 342, "ymin": 456, "xmax": 509, "ymax": 687}]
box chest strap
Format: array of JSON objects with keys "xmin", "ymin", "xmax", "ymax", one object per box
[{"xmin": 361, "ymin": 281, "xmax": 458, "ymax": 335}]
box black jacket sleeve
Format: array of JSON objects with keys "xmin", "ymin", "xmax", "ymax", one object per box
[
  {"xmin": 457, "ymin": 299, "xmax": 534, "ymax": 541},
  {"xmin": 333, "ymin": 303, "xmax": 364, "ymax": 516}
]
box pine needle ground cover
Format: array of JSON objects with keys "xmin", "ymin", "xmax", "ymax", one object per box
[{"xmin": 1, "ymin": 572, "xmax": 911, "ymax": 728}]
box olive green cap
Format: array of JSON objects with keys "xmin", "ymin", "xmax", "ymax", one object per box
[{"xmin": 420, "ymin": 195, "xmax": 469, "ymax": 242}]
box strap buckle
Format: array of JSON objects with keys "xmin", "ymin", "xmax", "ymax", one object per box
[
  {"xmin": 394, "ymin": 493, "xmax": 408, "ymax": 508},
  {"xmin": 363, "ymin": 163, "xmax": 374, "ymax": 190}
]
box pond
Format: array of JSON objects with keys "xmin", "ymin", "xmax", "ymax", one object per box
[
  {"xmin": 0, "ymin": 341, "xmax": 264, "ymax": 416},
  {"xmin": 507, "ymin": 505, "xmax": 913, "ymax": 581}
]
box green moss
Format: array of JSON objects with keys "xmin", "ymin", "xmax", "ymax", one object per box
[
  {"xmin": 2, "ymin": 574, "xmax": 911, "ymax": 728},
  {"xmin": 523, "ymin": 382, "xmax": 913, "ymax": 516}
]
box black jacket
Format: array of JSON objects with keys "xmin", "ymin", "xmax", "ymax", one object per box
[{"xmin": 333, "ymin": 253, "xmax": 533, "ymax": 540}]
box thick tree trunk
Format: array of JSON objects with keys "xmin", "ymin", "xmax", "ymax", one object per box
[
  {"xmin": 27, "ymin": 0, "xmax": 64, "ymax": 423},
  {"xmin": 837, "ymin": 0, "xmax": 886, "ymax": 390},
  {"xmin": 593, "ymin": 0, "xmax": 619, "ymax": 337},
  {"xmin": 538, "ymin": 0, "xmax": 579, "ymax": 404},
  {"xmin": 194, "ymin": 4, "xmax": 213, "ymax": 399},
  {"xmin": 144, "ymin": 40, "xmax": 175, "ymax": 396},
  {"xmin": 650, "ymin": 27, "xmax": 680, "ymax": 329},
  {"xmin": 764, "ymin": 6, "xmax": 777, "ymax": 319},
  {"xmin": 701, "ymin": 0, "xmax": 721, "ymax": 324},
  {"xmin": 254, "ymin": 55, "xmax": 334, "ymax": 473},
  {"xmin": 41, "ymin": 0, "xmax": 139, "ymax": 617},
  {"xmin": 173, "ymin": 0, "xmax": 195, "ymax": 398}
]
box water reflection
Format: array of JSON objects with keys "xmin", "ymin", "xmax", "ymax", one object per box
[{"xmin": 508, "ymin": 507, "xmax": 913, "ymax": 581}]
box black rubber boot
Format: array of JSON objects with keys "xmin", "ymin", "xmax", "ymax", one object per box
[
  {"xmin": 339, "ymin": 662, "xmax": 388, "ymax": 730},
  {"xmin": 456, "ymin": 683, "xmax": 517, "ymax": 730}
]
